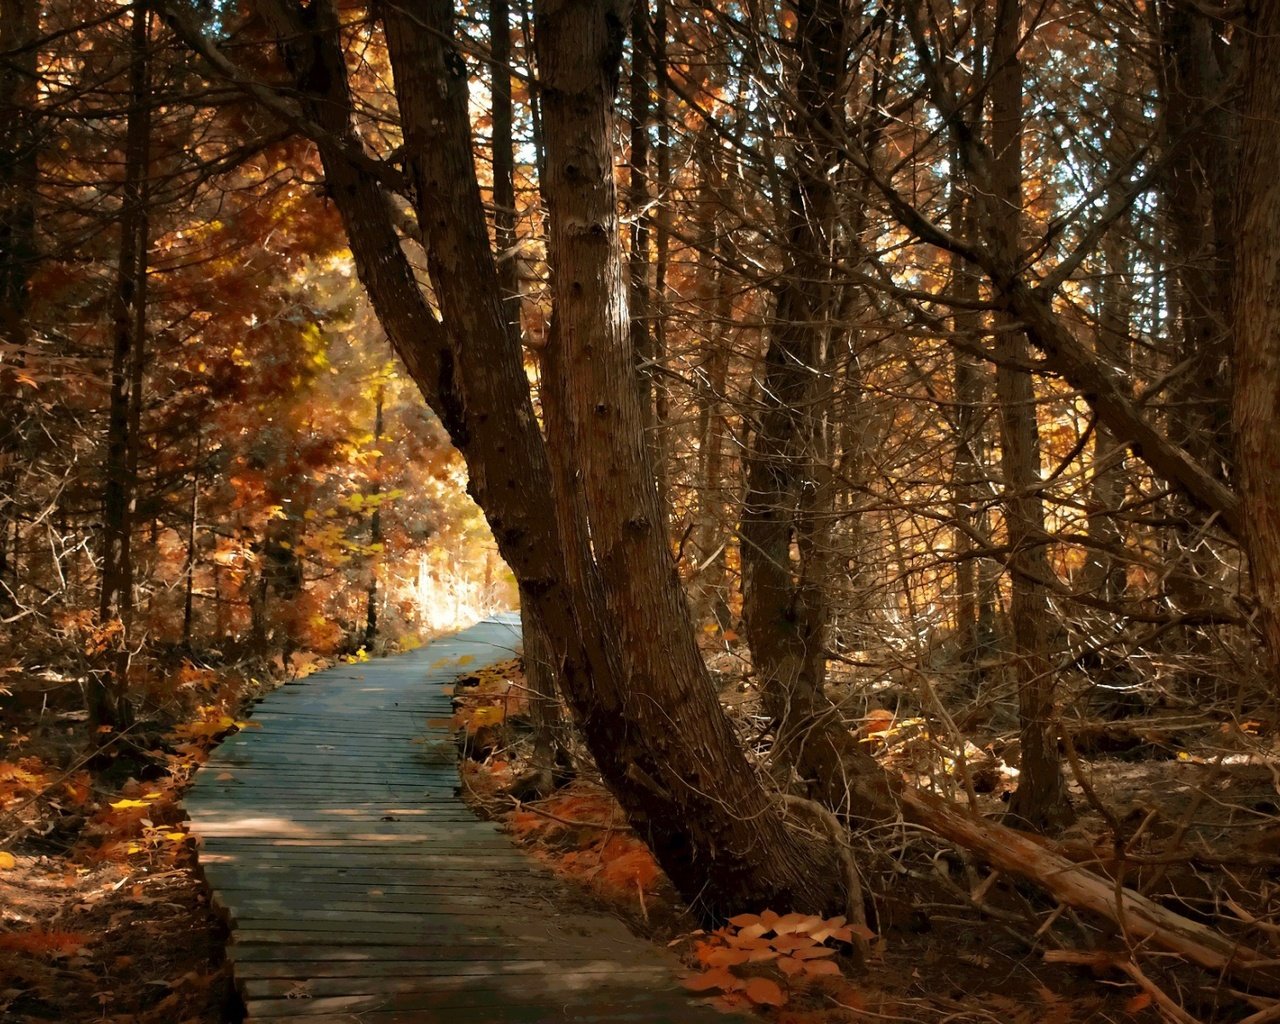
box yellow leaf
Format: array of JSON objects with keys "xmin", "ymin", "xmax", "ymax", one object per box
[
  {"xmin": 0, "ymin": 851, "xmax": 16, "ymax": 869},
  {"xmin": 456, "ymin": 655, "xmax": 475, "ymax": 666},
  {"xmin": 110, "ymin": 799, "xmax": 151, "ymax": 810}
]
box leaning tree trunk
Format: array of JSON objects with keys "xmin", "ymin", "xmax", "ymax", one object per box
[
  {"xmin": 240, "ymin": 0, "xmax": 846, "ymax": 917},
  {"xmin": 532, "ymin": 0, "xmax": 842, "ymax": 907}
]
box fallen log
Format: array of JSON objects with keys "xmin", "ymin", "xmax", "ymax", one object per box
[
  {"xmin": 899, "ymin": 787, "xmax": 1280, "ymax": 995},
  {"xmin": 779, "ymin": 699, "xmax": 1280, "ymax": 995}
]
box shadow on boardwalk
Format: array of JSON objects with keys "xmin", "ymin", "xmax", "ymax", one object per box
[{"xmin": 184, "ymin": 613, "xmax": 727, "ymax": 1023}]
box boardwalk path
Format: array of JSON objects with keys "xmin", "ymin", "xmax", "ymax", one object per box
[{"xmin": 185, "ymin": 613, "xmax": 723, "ymax": 1023}]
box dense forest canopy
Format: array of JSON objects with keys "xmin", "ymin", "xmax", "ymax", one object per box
[{"xmin": 4, "ymin": 0, "xmax": 1280, "ymax": 1016}]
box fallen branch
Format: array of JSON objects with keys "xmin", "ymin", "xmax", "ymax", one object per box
[{"xmin": 900, "ymin": 787, "xmax": 1280, "ymax": 995}]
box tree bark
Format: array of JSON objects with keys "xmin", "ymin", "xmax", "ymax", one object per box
[
  {"xmin": 0, "ymin": 0, "xmax": 38, "ymax": 613},
  {"xmin": 739, "ymin": 0, "xmax": 843, "ymax": 767},
  {"xmin": 92, "ymin": 0, "xmax": 152, "ymax": 734},
  {"xmin": 363, "ymin": 386, "xmax": 384, "ymax": 649},
  {"xmin": 988, "ymin": 0, "xmax": 1071, "ymax": 830},
  {"xmin": 245, "ymin": 0, "xmax": 846, "ymax": 916},
  {"xmin": 1232, "ymin": 0, "xmax": 1280, "ymax": 679}
]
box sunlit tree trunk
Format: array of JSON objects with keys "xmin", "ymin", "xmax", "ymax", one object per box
[
  {"xmin": 182, "ymin": 433, "xmax": 201, "ymax": 648},
  {"xmin": 363, "ymin": 386, "xmax": 384, "ymax": 649}
]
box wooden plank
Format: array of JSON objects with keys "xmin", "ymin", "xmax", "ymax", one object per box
[
  {"xmin": 243, "ymin": 967, "xmax": 669, "ymax": 998},
  {"xmin": 186, "ymin": 617, "xmax": 719, "ymax": 1024},
  {"xmin": 235, "ymin": 958, "xmax": 669, "ymax": 980},
  {"xmin": 229, "ymin": 941, "xmax": 598, "ymax": 961},
  {"xmin": 244, "ymin": 992, "xmax": 710, "ymax": 1023},
  {"xmin": 228, "ymin": 922, "xmax": 594, "ymax": 944}
]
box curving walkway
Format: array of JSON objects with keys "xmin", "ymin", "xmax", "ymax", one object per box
[{"xmin": 184, "ymin": 613, "xmax": 723, "ymax": 1023}]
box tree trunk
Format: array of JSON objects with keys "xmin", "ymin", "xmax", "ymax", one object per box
[
  {"xmin": 490, "ymin": 0, "xmax": 519, "ymax": 320},
  {"xmin": 1232, "ymin": 0, "xmax": 1280, "ymax": 680},
  {"xmin": 246, "ymin": 0, "xmax": 846, "ymax": 916},
  {"xmin": 0, "ymin": 0, "xmax": 39, "ymax": 614},
  {"xmin": 988, "ymin": 0, "xmax": 1071, "ymax": 830},
  {"xmin": 532, "ymin": 0, "xmax": 842, "ymax": 909},
  {"xmin": 182, "ymin": 433, "xmax": 200, "ymax": 648},
  {"xmin": 738, "ymin": 0, "xmax": 853, "ymax": 795},
  {"xmin": 92, "ymin": 0, "xmax": 152, "ymax": 734},
  {"xmin": 363, "ymin": 386, "xmax": 384, "ymax": 649}
]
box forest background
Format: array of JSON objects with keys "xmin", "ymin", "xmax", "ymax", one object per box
[{"xmin": 4, "ymin": 0, "xmax": 1280, "ymax": 1021}]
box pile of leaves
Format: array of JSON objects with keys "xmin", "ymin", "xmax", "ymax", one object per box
[
  {"xmin": 507, "ymin": 786, "xmax": 664, "ymax": 912},
  {"xmin": 679, "ymin": 911, "xmax": 868, "ymax": 1014}
]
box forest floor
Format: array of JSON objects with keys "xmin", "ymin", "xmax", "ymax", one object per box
[
  {"xmin": 4, "ymin": 645, "xmax": 1279, "ymax": 1023},
  {"xmin": 456, "ymin": 655, "xmax": 1280, "ymax": 1024},
  {"xmin": 0, "ymin": 656, "xmax": 308, "ymax": 1024}
]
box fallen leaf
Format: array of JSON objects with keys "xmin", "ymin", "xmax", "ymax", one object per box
[
  {"xmin": 744, "ymin": 976, "xmax": 786, "ymax": 1006},
  {"xmin": 1125, "ymin": 992, "xmax": 1153, "ymax": 1013},
  {"xmin": 0, "ymin": 852, "xmax": 15, "ymax": 869},
  {"xmin": 684, "ymin": 967, "xmax": 740, "ymax": 993}
]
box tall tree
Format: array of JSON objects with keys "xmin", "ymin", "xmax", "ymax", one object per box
[
  {"xmin": 92, "ymin": 0, "xmax": 154, "ymax": 731},
  {"xmin": 987, "ymin": 0, "xmax": 1071, "ymax": 829},
  {"xmin": 1232, "ymin": 0, "xmax": 1280, "ymax": 676},
  {"xmin": 213, "ymin": 0, "xmax": 849, "ymax": 915}
]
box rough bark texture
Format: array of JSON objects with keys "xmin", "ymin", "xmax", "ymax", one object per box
[
  {"xmin": 532, "ymin": 0, "xmax": 841, "ymax": 908},
  {"xmin": 247, "ymin": 0, "xmax": 846, "ymax": 917},
  {"xmin": 1233, "ymin": 0, "xmax": 1280, "ymax": 678},
  {"xmin": 0, "ymin": 0, "xmax": 38, "ymax": 609},
  {"xmin": 92, "ymin": 1, "xmax": 152, "ymax": 732},
  {"xmin": 988, "ymin": 0, "xmax": 1071, "ymax": 829},
  {"xmin": 740, "ymin": 0, "xmax": 842, "ymax": 780}
]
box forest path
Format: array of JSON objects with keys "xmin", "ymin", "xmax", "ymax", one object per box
[{"xmin": 183, "ymin": 613, "xmax": 722, "ymax": 1023}]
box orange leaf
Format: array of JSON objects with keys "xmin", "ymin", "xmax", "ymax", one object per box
[
  {"xmin": 684, "ymin": 967, "xmax": 741, "ymax": 993},
  {"xmin": 801, "ymin": 959, "xmax": 842, "ymax": 977},
  {"xmin": 777, "ymin": 956, "xmax": 804, "ymax": 976},
  {"xmin": 1125, "ymin": 992, "xmax": 1153, "ymax": 1013},
  {"xmin": 772, "ymin": 912, "xmax": 812, "ymax": 934},
  {"xmin": 791, "ymin": 946, "xmax": 837, "ymax": 960},
  {"xmin": 744, "ymin": 976, "xmax": 787, "ymax": 1006},
  {"xmin": 728, "ymin": 913, "xmax": 760, "ymax": 927},
  {"xmin": 705, "ymin": 947, "xmax": 751, "ymax": 967}
]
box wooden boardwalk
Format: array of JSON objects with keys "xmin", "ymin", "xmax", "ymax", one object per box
[{"xmin": 184, "ymin": 614, "xmax": 724, "ymax": 1023}]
